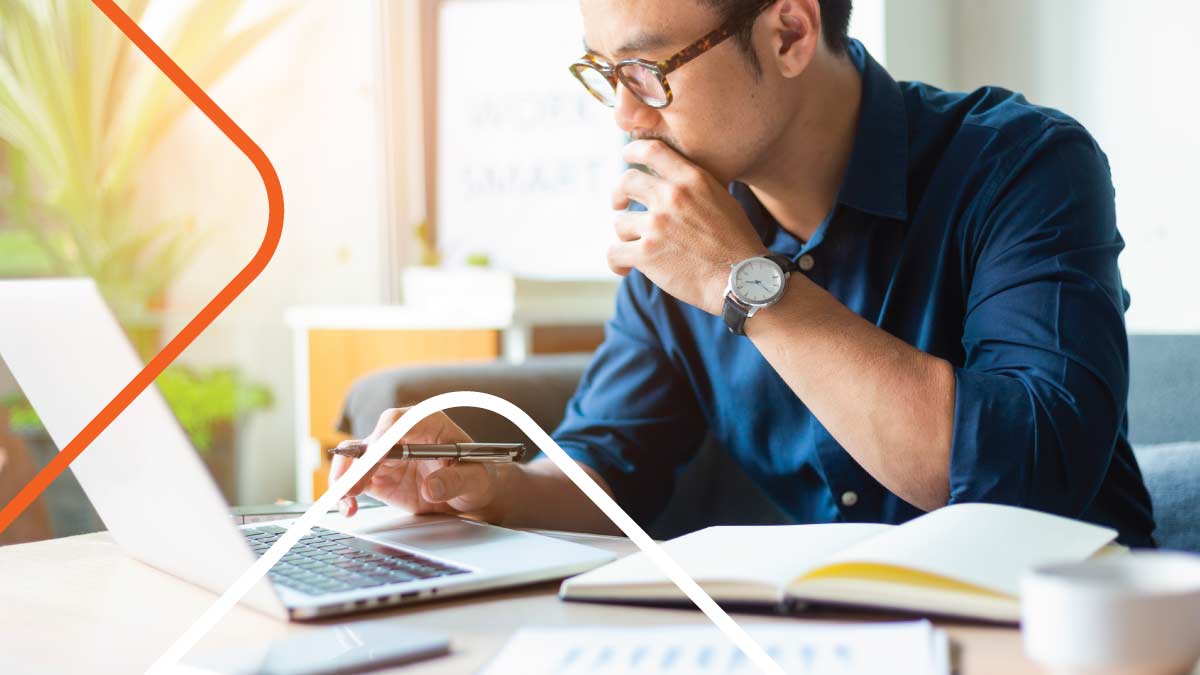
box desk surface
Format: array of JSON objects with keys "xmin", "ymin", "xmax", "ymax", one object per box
[{"xmin": 0, "ymin": 526, "xmax": 1042, "ymax": 674}]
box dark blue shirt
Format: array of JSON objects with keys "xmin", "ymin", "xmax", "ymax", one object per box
[{"xmin": 552, "ymin": 40, "xmax": 1156, "ymax": 547}]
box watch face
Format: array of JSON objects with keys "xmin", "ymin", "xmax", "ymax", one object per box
[{"xmin": 732, "ymin": 258, "xmax": 784, "ymax": 305}]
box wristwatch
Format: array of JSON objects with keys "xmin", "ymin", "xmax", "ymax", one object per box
[{"xmin": 722, "ymin": 254, "xmax": 797, "ymax": 335}]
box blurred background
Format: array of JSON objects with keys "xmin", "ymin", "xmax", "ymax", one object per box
[{"xmin": 0, "ymin": 0, "xmax": 1196, "ymax": 542}]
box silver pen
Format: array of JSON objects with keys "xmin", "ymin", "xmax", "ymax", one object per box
[{"xmin": 329, "ymin": 441, "xmax": 525, "ymax": 463}]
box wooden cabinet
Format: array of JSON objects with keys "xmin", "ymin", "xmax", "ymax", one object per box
[
  {"xmin": 304, "ymin": 327, "xmax": 501, "ymax": 499},
  {"xmin": 288, "ymin": 308, "xmax": 506, "ymax": 501},
  {"xmin": 287, "ymin": 270, "xmax": 617, "ymax": 500}
]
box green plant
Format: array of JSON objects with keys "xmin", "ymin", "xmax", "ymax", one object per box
[
  {"xmin": 465, "ymin": 252, "xmax": 491, "ymax": 268},
  {"xmin": 0, "ymin": 0, "xmax": 292, "ymax": 323},
  {"xmin": 1, "ymin": 364, "xmax": 272, "ymax": 453},
  {"xmin": 1, "ymin": 392, "xmax": 41, "ymax": 431},
  {"xmin": 155, "ymin": 365, "xmax": 273, "ymax": 452},
  {"xmin": 0, "ymin": 228, "xmax": 55, "ymax": 276}
]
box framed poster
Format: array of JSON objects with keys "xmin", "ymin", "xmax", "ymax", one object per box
[{"xmin": 437, "ymin": 0, "xmax": 625, "ymax": 279}]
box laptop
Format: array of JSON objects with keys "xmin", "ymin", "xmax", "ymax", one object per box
[{"xmin": 0, "ymin": 279, "xmax": 615, "ymax": 620}]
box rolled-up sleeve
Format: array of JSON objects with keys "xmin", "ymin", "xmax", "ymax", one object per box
[
  {"xmin": 949, "ymin": 124, "xmax": 1130, "ymax": 518},
  {"xmin": 551, "ymin": 271, "xmax": 707, "ymax": 525}
]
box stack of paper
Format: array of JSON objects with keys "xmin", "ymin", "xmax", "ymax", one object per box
[{"xmin": 480, "ymin": 620, "xmax": 949, "ymax": 675}]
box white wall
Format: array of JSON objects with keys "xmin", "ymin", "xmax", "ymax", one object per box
[
  {"xmin": 848, "ymin": 0, "xmax": 888, "ymax": 66},
  {"xmin": 883, "ymin": 0, "xmax": 954, "ymax": 86},
  {"xmin": 137, "ymin": 1, "xmax": 392, "ymax": 503},
  {"xmin": 887, "ymin": 0, "xmax": 1200, "ymax": 332}
]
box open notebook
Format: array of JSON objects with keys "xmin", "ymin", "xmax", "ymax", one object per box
[{"xmin": 559, "ymin": 503, "xmax": 1121, "ymax": 623}]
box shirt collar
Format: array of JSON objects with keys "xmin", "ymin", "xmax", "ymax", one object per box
[
  {"xmin": 838, "ymin": 39, "xmax": 910, "ymax": 222},
  {"xmin": 736, "ymin": 38, "xmax": 910, "ymax": 245}
]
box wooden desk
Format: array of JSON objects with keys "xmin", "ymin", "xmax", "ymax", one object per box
[{"xmin": 0, "ymin": 525, "xmax": 1041, "ymax": 674}]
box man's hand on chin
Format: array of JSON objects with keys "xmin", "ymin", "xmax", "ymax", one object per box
[{"xmin": 608, "ymin": 139, "xmax": 768, "ymax": 316}]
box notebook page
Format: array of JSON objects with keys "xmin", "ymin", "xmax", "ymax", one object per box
[
  {"xmin": 563, "ymin": 523, "xmax": 890, "ymax": 592},
  {"xmin": 807, "ymin": 503, "xmax": 1117, "ymax": 596},
  {"xmin": 480, "ymin": 621, "xmax": 948, "ymax": 675}
]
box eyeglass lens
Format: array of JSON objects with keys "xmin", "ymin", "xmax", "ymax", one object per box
[
  {"xmin": 616, "ymin": 63, "xmax": 669, "ymax": 107},
  {"xmin": 576, "ymin": 66, "xmax": 617, "ymax": 106},
  {"xmin": 575, "ymin": 62, "xmax": 670, "ymax": 109}
]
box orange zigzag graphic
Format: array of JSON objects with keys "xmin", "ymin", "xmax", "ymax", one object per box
[{"xmin": 0, "ymin": 0, "xmax": 284, "ymax": 535}]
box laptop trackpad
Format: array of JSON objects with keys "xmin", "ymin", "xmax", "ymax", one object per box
[{"xmin": 371, "ymin": 519, "xmax": 518, "ymax": 552}]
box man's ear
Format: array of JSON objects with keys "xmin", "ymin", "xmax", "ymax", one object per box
[{"xmin": 764, "ymin": 0, "xmax": 821, "ymax": 78}]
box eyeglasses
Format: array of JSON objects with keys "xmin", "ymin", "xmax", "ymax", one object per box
[{"xmin": 570, "ymin": 0, "xmax": 776, "ymax": 109}]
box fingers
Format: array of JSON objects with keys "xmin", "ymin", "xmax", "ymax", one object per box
[
  {"xmin": 611, "ymin": 211, "xmax": 650, "ymax": 276},
  {"xmin": 330, "ymin": 453, "xmax": 364, "ymax": 517},
  {"xmin": 622, "ymin": 139, "xmax": 701, "ymax": 184},
  {"xmin": 368, "ymin": 407, "xmax": 474, "ymax": 445},
  {"xmin": 368, "ymin": 407, "xmax": 406, "ymax": 441},
  {"xmin": 421, "ymin": 463, "xmax": 492, "ymax": 508},
  {"xmin": 612, "ymin": 167, "xmax": 660, "ymax": 211},
  {"xmin": 328, "ymin": 447, "xmax": 381, "ymax": 497},
  {"xmin": 331, "ymin": 408, "xmax": 480, "ymax": 518},
  {"xmin": 607, "ymin": 239, "xmax": 642, "ymax": 276},
  {"xmin": 613, "ymin": 210, "xmax": 648, "ymax": 242},
  {"xmin": 330, "ymin": 452, "xmax": 352, "ymax": 482},
  {"xmin": 329, "ymin": 441, "xmax": 385, "ymax": 517}
]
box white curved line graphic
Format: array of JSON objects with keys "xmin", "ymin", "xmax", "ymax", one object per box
[{"xmin": 148, "ymin": 392, "xmax": 785, "ymax": 675}]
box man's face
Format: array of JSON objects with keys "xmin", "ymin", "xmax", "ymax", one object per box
[{"xmin": 579, "ymin": 0, "xmax": 786, "ymax": 184}]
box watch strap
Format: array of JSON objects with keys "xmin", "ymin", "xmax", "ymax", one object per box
[
  {"xmin": 766, "ymin": 253, "xmax": 798, "ymax": 274},
  {"xmin": 722, "ymin": 294, "xmax": 751, "ymax": 336}
]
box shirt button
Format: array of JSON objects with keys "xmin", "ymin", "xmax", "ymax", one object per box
[
  {"xmin": 798, "ymin": 254, "xmax": 816, "ymax": 272},
  {"xmin": 841, "ymin": 491, "xmax": 859, "ymax": 507}
]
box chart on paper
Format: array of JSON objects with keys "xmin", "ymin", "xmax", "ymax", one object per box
[{"xmin": 480, "ymin": 621, "xmax": 949, "ymax": 675}]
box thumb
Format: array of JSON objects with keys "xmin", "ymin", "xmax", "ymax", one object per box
[{"xmin": 422, "ymin": 463, "xmax": 493, "ymax": 510}]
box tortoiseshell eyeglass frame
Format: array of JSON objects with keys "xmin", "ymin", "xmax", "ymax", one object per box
[{"xmin": 570, "ymin": 0, "xmax": 777, "ymax": 109}]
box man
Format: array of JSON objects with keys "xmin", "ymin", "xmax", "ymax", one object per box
[{"xmin": 333, "ymin": 0, "xmax": 1155, "ymax": 546}]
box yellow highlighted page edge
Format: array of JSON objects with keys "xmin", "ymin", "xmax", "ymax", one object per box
[{"xmin": 795, "ymin": 562, "xmax": 1013, "ymax": 599}]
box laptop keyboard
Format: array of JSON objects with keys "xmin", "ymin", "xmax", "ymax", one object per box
[{"xmin": 242, "ymin": 525, "xmax": 470, "ymax": 596}]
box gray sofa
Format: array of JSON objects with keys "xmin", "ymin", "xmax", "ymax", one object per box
[{"xmin": 339, "ymin": 335, "xmax": 1200, "ymax": 551}]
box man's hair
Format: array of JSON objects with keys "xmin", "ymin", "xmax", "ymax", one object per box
[{"xmin": 699, "ymin": 0, "xmax": 853, "ymax": 73}]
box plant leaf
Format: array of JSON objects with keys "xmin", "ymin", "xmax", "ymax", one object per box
[{"xmin": 101, "ymin": 1, "xmax": 294, "ymax": 195}]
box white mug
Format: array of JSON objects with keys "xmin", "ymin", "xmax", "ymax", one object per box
[{"xmin": 1021, "ymin": 550, "xmax": 1200, "ymax": 675}]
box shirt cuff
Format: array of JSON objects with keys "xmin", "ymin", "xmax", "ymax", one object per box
[
  {"xmin": 553, "ymin": 437, "xmax": 663, "ymax": 527},
  {"xmin": 948, "ymin": 367, "xmax": 1037, "ymax": 506}
]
